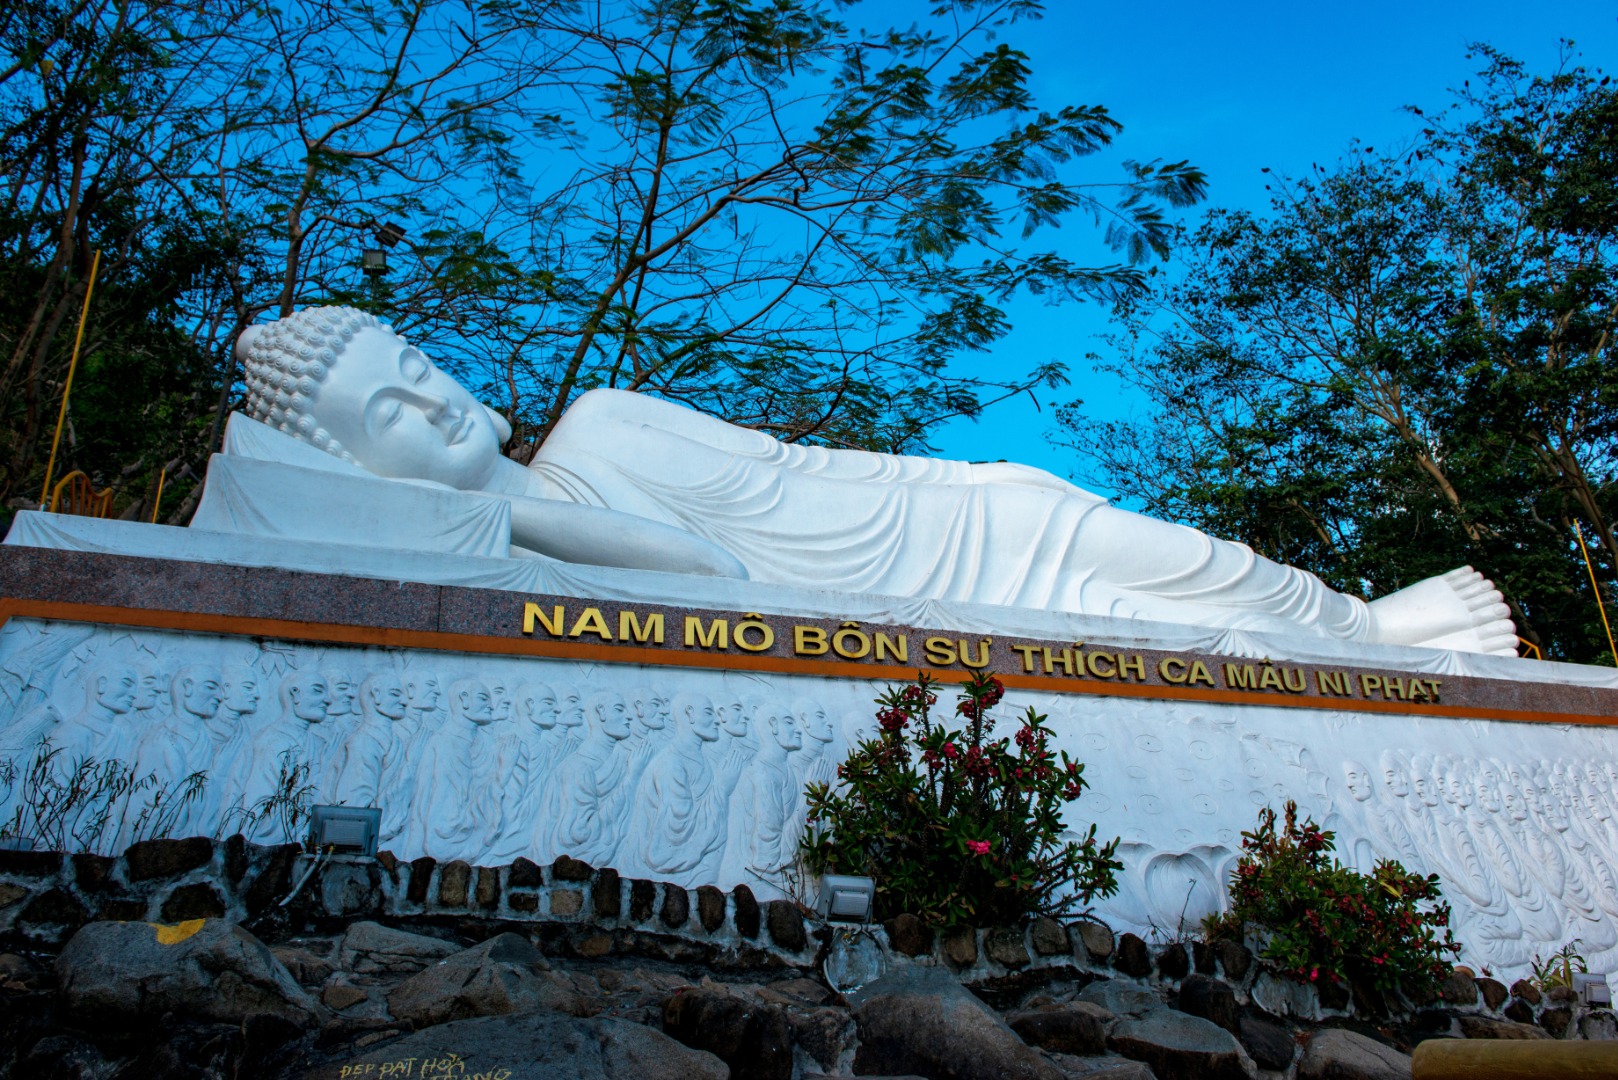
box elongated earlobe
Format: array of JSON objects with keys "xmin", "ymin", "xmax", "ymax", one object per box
[{"xmin": 483, "ymin": 404, "xmax": 513, "ymax": 443}]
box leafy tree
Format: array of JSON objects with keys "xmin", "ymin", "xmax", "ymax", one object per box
[
  {"xmin": 2, "ymin": 0, "xmax": 1204, "ymax": 528},
  {"xmin": 1059, "ymin": 46, "xmax": 1618, "ymax": 662},
  {"xmin": 495, "ymin": 0, "xmax": 1206, "ymax": 454}
]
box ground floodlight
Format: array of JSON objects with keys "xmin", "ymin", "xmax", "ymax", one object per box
[
  {"xmin": 816, "ymin": 874, "xmax": 875, "ymax": 924},
  {"xmin": 308, "ymin": 804, "xmax": 381, "ymax": 855},
  {"xmin": 361, "ymin": 248, "xmax": 388, "ymax": 275},
  {"xmin": 1574, "ymin": 972, "xmax": 1612, "ymax": 1007},
  {"xmin": 375, "ymin": 221, "xmax": 407, "ymax": 248}
]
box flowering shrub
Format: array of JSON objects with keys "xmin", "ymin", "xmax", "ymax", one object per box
[
  {"xmin": 1206, "ymin": 800, "xmax": 1460, "ymax": 997},
  {"xmin": 800, "ymin": 671, "xmax": 1121, "ymax": 925}
]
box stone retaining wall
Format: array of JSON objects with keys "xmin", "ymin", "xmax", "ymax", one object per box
[{"xmin": 0, "ymin": 835, "xmax": 1609, "ymax": 1043}]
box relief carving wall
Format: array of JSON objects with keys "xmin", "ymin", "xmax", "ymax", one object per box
[{"xmin": 2, "ymin": 615, "xmax": 1616, "ymax": 984}]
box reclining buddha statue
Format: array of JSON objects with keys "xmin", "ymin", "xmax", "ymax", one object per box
[{"xmin": 233, "ymin": 306, "xmax": 1517, "ymax": 655}]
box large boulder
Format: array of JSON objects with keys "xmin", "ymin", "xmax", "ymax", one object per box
[
  {"xmin": 1008, "ymin": 1002, "xmax": 1114, "ymax": 1055},
  {"xmin": 1107, "ymin": 1009, "xmax": 1257, "ymax": 1080},
  {"xmin": 386, "ymin": 932, "xmax": 593, "ymax": 1027},
  {"xmin": 1177, "ymin": 974, "xmax": 1239, "ymax": 1035},
  {"xmin": 1076, "ymin": 981, "xmax": 1162, "ymax": 1020},
  {"xmin": 56, "ymin": 918, "xmax": 320, "ymax": 1028},
  {"xmin": 849, "ymin": 966, "xmax": 1063, "ymax": 1080},
  {"xmin": 663, "ymin": 985, "xmax": 793, "ymax": 1080},
  {"xmin": 296, "ymin": 1010, "xmax": 728, "ymax": 1080},
  {"xmin": 336, "ymin": 920, "xmax": 460, "ymax": 974},
  {"xmin": 1297, "ymin": 1029, "xmax": 1412, "ymax": 1080}
]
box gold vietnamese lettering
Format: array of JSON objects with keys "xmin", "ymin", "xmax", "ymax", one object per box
[
  {"xmin": 1224, "ymin": 663, "xmax": 1256, "ymax": 690},
  {"xmin": 568, "ymin": 606, "xmax": 612, "ymax": 640},
  {"xmin": 958, "ymin": 638, "xmax": 992, "ymax": 669},
  {"xmin": 873, "ymin": 632, "xmax": 907, "ymax": 662},
  {"xmin": 522, "ymin": 603, "xmax": 564, "ymax": 637},
  {"xmin": 923, "ymin": 637, "xmax": 957, "ymax": 666},
  {"xmin": 733, "ymin": 615, "xmax": 774, "ymax": 653},
  {"xmin": 1159, "ymin": 656, "xmax": 1188, "ymax": 683},
  {"xmin": 1117, "ymin": 653, "xmax": 1146, "ymax": 681},
  {"xmin": 618, "ymin": 610, "xmax": 664, "ymax": 644},
  {"xmin": 1011, "ymin": 644, "xmax": 1040, "ymax": 673},
  {"xmin": 1044, "ymin": 647, "xmax": 1077, "ymax": 676},
  {"xmin": 1316, "ymin": 670, "xmax": 1352, "ymax": 696},
  {"xmin": 832, "ymin": 623, "xmax": 872, "ymax": 660},
  {"xmin": 684, "ymin": 616, "xmax": 728, "ymax": 650},
  {"xmin": 793, "ymin": 625, "xmax": 829, "ymax": 655}
]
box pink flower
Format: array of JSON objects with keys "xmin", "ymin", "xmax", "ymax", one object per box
[{"xmin": 966, "ymin": 840, "xmax": 991, "ymax": 856}]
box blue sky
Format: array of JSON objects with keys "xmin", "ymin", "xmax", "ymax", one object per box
[{"xmin": 915, "ymin": 1, "xmax": 1618, "ymax": 497}]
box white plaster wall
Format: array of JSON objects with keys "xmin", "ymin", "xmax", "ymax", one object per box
[{"xmin": 2, "ymin": 615, "xmax": 1614, "ymax": 984}]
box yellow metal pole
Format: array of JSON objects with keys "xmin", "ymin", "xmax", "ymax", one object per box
[
  {"xmin": 1574, "ymin": 519, "xmax": 1618, "ymax": 664},
  {"xmin": 149, "ymin": 467, "xmax": 167, "ymax": 524},
  {"xmin": 38, "ymin": 248, "xmax": 102, "ymax": 508}
]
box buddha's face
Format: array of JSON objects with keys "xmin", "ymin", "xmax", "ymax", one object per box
[{"xmin": 314, "ymin": 327, "xmax": 503, "ymax": 489}]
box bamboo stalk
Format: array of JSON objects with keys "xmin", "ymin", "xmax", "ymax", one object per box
[
  {"xmin": 38, "ymin": 248, "xmax": 102, "ymax": 509},
  {"xmin": 1574, "ymin": 519, "xmax": 1618, "ymax": 664},
  {"xmin": 149, "ymin": 466, "xmax": 167, "ymax": 524}
]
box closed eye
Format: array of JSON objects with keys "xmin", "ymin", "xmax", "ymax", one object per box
[
  {"xmin": 400, "ymin": 347, "xmax": 430, "ymax": 384},
  {"xmin": 365, "ymin": 396, "xmax": 405, "ymax": 436}
]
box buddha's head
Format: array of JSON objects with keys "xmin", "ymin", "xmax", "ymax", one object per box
[{"xmin": 238, "ymin": 307, "xmax": 510, "ymax": 489}]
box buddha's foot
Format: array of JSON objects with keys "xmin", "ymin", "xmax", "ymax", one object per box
[{"xmin": 1366, "ymin": 566, "xmax": 1518, "ymax": 656}]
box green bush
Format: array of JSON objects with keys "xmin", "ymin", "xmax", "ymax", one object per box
[
  {"xmin": 1207, "ymin": 800, "xmax": 1460, "ymax": 997},
  {"xmin": 800, "ymin": 670, "xmax": 1121, "ymax": 925}
]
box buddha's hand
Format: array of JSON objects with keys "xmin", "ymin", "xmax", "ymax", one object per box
[{"xmin": 506, "ymin": 497, "xmax": 748, "ymax": 579}]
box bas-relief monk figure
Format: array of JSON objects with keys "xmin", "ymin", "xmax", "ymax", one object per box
[
  {"xmin": 233, "ymin": 307, "xmax": 1517, "ymax": 655},
  {"xmin": 627, "ymin": 692, "xmax": 724, "ymax": 879},
  {"xmin": 721, "ymin": 701, "xmax": 804, "ymax": 887},
  {"xmin": 55, "ymin": 662, "xmax": 139, "ymax": 763},
  {"xmin": 538, "ymin": 691, "xmax": 632, "ymax": 866}
]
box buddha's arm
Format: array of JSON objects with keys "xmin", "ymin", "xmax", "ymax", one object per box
[{"xmin": 504, "ymin": 495, "xmax": 748, "ymax": 579}]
